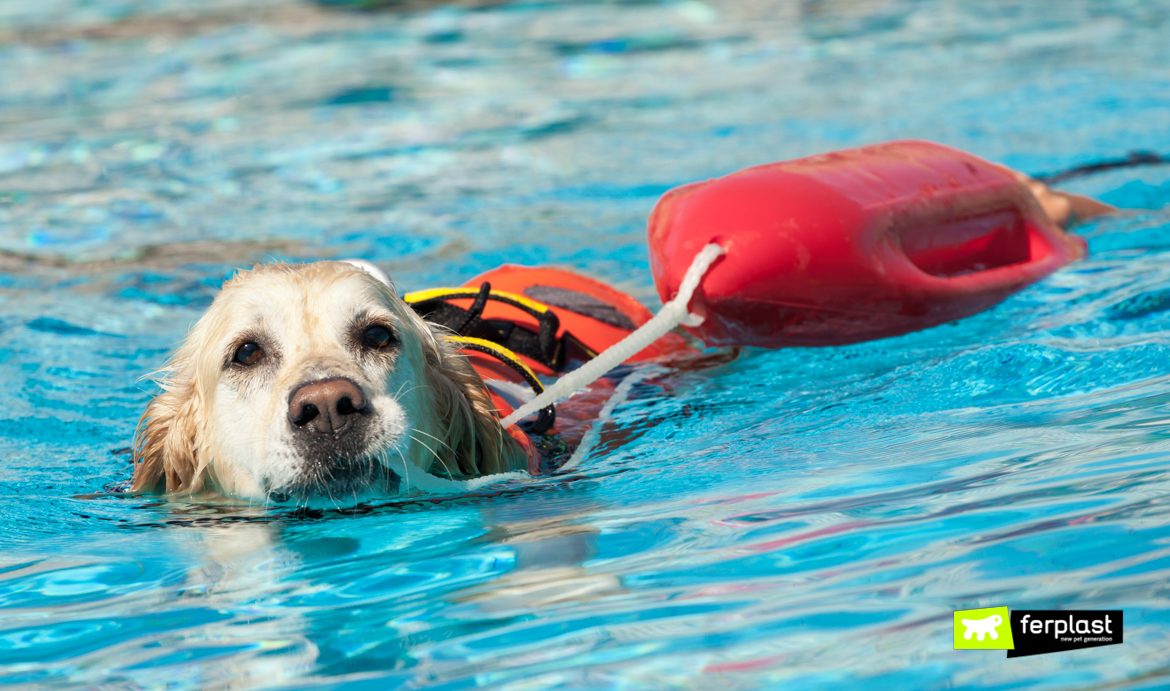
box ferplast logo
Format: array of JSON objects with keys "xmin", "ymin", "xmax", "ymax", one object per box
[
  {"xmin": 953, "ymin": 607, "xmax": 1014, "ymax": 650},
  {"xmin": 953, "ymin": 607, "xmax": 1124, "ymax": 657}
]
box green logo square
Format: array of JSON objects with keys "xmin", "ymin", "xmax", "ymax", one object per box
[{"xmin": 954, "ymin": 606, "xmax": 1015, "ymax": 650}]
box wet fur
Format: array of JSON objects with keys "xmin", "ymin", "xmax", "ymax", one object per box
[{"xmin": 130, "ymin": 262, "xmax": 526, "ymax": 500}]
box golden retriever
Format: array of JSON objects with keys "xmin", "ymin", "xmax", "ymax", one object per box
[{"xmin": 130, "ymin": 261, "xmax": 528, "ymax": 501}]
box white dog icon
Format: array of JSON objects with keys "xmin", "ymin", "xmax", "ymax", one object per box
[{"xmin": 961, "ymin": 614, "xmax": 1004, "ymax": 641}]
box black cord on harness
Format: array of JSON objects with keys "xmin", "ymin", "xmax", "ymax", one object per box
[
  {"xmin": 445, "ymin": 336, "xmax": 557, "ymax": 435},
  {"xmin": 454, "ymin": 281, "xmax": 492, "ymax": 335},
  {"xmin": 1034, "ymin": 151, "xmax": 1170, "ymax": 185}
]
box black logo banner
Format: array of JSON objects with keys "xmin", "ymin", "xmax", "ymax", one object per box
[{"xmin": 1007, "ymin": 610, "xmax": 1123, "ymax": 658}]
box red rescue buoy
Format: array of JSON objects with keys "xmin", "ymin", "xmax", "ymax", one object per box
[{"xmin": 648, "ymin": 140, "xmax": 1086, "ymax": 348}]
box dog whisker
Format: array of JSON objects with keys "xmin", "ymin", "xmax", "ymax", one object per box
[
  {"xmin": 411, "ymin": 427, "xmax": 456, "ymax": 454},
  {"xmin": 408, "ymin": 432, "xmax": 455, "ymax": 480},
  {"xmin": 392, "ymin": 380, "xmax": 426, "ymax": 402},
  {"xmin": 409, "ymin": 428, "xmax": 459, "ymax": 479},
  {"xmin": 395, "ymin": 447, "xmax": 413, "ymax": 494}
]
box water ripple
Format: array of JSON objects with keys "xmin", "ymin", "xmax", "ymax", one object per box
[{"xmin": 2, "ymin": 0, "xmax": 1170, "ymax": 687}]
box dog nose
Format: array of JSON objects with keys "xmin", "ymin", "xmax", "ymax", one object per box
[{"xmin": 288, "ymin": 377, "xmax": 368, "ymax": 435}]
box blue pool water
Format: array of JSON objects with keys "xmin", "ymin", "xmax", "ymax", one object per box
[{"xmin": 2, "ymin": 0, "xmax": 1170, "ymax": 686}]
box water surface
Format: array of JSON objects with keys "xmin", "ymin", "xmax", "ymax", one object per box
[{"xmin": 1, "ymin": 0, "xmax": 1169, "ymax": 686}]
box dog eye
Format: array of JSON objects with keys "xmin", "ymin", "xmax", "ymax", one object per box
[
  {"xmin": 360, "ymin": 324, "xmax": 395, "ymax": 351},
  {"xmin": 232, "ymin": 341, "xmax": 264, "ymax": 366}
]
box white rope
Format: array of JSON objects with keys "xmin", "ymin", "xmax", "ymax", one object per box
[
  {"xmin": 342, "ymin": 246, "xmax": 725, "ymax": 491},
  {"xmin": 500, "ymin": 242, "xmax": 726, "ymax": 429},
  {"xmin": 556, "ymin": 364, "xmax": 661, "ymax": 474}
]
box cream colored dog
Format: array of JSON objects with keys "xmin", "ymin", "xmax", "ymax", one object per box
[{"xmin": 130, "ymin": 261, "xmax": 527, "ymax": 501}]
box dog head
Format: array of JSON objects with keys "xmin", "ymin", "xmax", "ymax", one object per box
[{"xmin": 130, "ymin": 262, "xmax": 527, "ymax": 501}]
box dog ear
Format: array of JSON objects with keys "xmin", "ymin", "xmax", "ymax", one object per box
[
  {"xmin": 423, "ymin": 342, "xmax": 527, "ymax": 478},
  {"xmin": 130, "ymin": 381, "xmax": 204, "ymax": 494}
]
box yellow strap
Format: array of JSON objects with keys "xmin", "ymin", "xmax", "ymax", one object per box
[
  {"xmin": 404, "ymin": 287, "xmax": 551, "ymax": 315},
  {"xmin": 444, "ymin": 336, "xmax": 545, "ymax": 394}
]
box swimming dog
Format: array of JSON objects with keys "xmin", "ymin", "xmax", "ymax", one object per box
[{"xmin": 130, "ymin": 262, "xmax": 529, "ymax": 501}]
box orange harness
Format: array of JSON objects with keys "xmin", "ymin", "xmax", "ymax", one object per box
[{"xmin": 405, "ymin": 265, "xmax": 695, "ymax": 473}]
